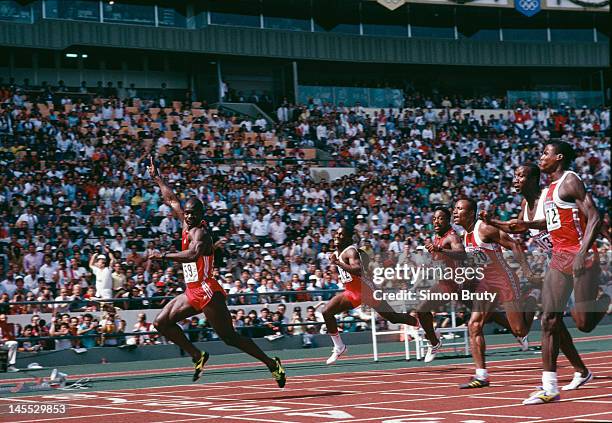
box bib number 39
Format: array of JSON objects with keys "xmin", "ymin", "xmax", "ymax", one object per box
[
  {"xmin": 182, "ymin": 262, "xmax": 199, "ymax": 283},
  {"xmin": 545, "ymin": 202, "xmax": 561, "ymax": 231}
]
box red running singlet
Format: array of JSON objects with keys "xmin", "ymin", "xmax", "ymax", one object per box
[
  {"xmin": 181, "ymin": 221, "xmax": 226, "ymax": 311},
  {"xmin": 543, "ymin": 171, "xmax": 598, "ymax": 274},
  {"xmin": 463, "ymin": 220, "xmax": 520, "ymax": 303}
]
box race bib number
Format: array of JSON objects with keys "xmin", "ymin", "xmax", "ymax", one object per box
[
  {"xmin": 182, "ymin": 262, "xmax": 199, "ymax": 283},
  {"xmin": 467, "ymin": 247, "xmax": 491, "ymax": 266},
  {"xmin": 544, "ymin": 201, "xmax": 561, "ymax": 231},
  {"xmin": 534, "ymin": 232, "xmax": 553, "ymax": 252},
  {"xmin": 337, "ymin": 267, "xmax": 353, "ymax": 284}
]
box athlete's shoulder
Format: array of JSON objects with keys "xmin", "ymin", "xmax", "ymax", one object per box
[
  {"xmin": 343, "ymin": 245, "xmax": 359, "ymax": 257},
  {"xmin": 443, "ymin": 228, "xmax": 461, "ymax": 243},
  {"xmin": 190, "ymin": 225, "xmax": 210, "ymax": 240},
  {"xmin": 562, "ymin": 171, "xmax": 583, "ymax": 185},
  {"xmin": 477, "ymin": 219, "xmax": 499, "ymax": 239}
]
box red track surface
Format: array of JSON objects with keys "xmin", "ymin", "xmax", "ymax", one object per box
[
  {"xmin": 3, "ymin": 334, "xmax": 609, "ymax": 386},
  {"xmin": 1, "ymin": 351, "xmax": 611, "ymax": 423}
]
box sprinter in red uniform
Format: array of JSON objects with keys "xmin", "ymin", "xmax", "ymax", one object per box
[
  {"xmin": 483, "ymin": 163, "xmax": 594, "ymax": 392},
  {"xmin": 419, "ymin": 207, "xmax": 467, "ymax": 363},
  {"xmin": 321, "ymin": 223, "xmax": 418, "ymax": 365},
  {"xmin": 420, "ymin": 207, "xmax": 531, "ymax": 363},
  {"xmin": 147, "ymin": 157, "xmax": 285, "ymax": 387},
  {"xmin": 453, "ymin": 198, "xmax": 534, "ymax": 389},
  {"xmin": 522, "ymin": 141, "xmax": 609, "ymax": 405}
]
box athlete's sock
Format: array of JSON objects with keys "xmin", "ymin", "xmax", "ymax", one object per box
[
  {"xmin": 542, "ymin": 371, "xmax": 558, "ymax": 393},
  {"xmin": 330, "ymin": 333, "xmax": 345, "ymax": 351},
  {"xmin": 475, "ymin": 368, "xmax": 488, "ymax": 381}
]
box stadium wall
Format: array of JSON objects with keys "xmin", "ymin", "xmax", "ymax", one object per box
[
  {"xmin": 13, "ymin": 317, "xmax": 612, "ymax": 368},
  {"xmin": 0, "ymin": 20, "xmax": 607, "ymax": 67}
]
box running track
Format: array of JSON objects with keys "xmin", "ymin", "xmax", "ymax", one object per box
[{"xmin": 0, "ymin": 340, "xmax": 611, "ymax": 423}]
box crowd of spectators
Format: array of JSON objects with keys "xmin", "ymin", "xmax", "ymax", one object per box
[{"xmin": 0, "ymin": 78, "xmax": 610, "ymax": 353}]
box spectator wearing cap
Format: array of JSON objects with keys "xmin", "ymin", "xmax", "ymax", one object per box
[
  {"xmin": 244, "ymin": 278, "xmax": 259, "ymax": 304},
  {"xmin": 355, "ymin": 215, "xmax": 368, "ymax": 233}
]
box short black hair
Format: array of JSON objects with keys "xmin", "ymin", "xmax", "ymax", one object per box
[
  {"xmin": 548, "ymin": 141, "xmax": 576, "ymax": 169},
  {"xmin": 461, "ymin": 198, "xmax": 478, "ymax": 214},
  {"xmin": 433, "ymin": 206, "xmax": 451, "ymax": 221},
  {"xmin": 521, "ymin": 163, "xmax": 541, "ymax": 181},
  {"xmin": 185, "ymin": 196, "xmax": 204, "ymax": 212}
]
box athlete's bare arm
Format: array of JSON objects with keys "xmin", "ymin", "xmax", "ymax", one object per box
[
  {"xmin": 508, "ymin": 218, "xmax": 546, "ymax": 233},
  {"xmin": 480, "ymin": 205, "xmax": 528, "ymax": 234},
  {"xmin": 147, "ymin": 156, "xmax": 185, "ymax": 223},
  {"xmin": 150, "ymin": 228, "xmax": 213, "ymax": 263},
  {"xmin": 480, "ymin": 221, "xmax": 534, "ymax": 279},
  {"xmin": 330, "ymin": 248, "xmax": 362, "ymax": 276},
  {"xmin": 425, "ymin": 232, "xmax": 466, "ymax": 260},
  {"xmin": 559, "ymin": 173, "xmax": 601, "ymax": 275}
]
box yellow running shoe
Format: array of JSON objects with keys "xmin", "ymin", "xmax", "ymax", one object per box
[
  {"xmin": 271, "ymin": 357, "xmax": 286, "ymax": 388},
  {"xmin": 193, "ymin": 351, "xmax": 209, "ymax": 382}
]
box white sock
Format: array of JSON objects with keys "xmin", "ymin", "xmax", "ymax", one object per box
[
  {"xmin": 330, "ymin": 333, "xmax": 345, "ymax": 350},
  {"xmin": 542, "ymin": 371, "xmax": 558, "ymax": 393},
  {"xmin": 475, "ymin": 368, "xmax": 488, "ymax": 380}
]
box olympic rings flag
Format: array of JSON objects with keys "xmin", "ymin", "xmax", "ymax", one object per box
[{"xmin": 516, "ymin": 0, "xmax": 542, "ymax": 17}]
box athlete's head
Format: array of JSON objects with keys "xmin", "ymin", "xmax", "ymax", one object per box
[
  {"xmin": 432, "ymin": 207, "xmax": 452, "ymax": 236},
  {"xmin": 184, "ymin": 197, "xmax": 204, "ymax": 229},
  {"xmin": 334, "ymin": 222, "xmax": 355, "ymax": 251},
  {"xmin": 452, "ymin": 198, "xmax": 477, "ymax": 229},
  {"xmin": 513, "ymin": 164, "xmax": 541, "ymax": 194},
  {"xmin": 540, "ymin": 141, "xmax": 576, "ymax": 174}
]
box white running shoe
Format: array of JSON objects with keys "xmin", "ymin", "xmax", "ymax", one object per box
[
  {"xmin": 326, "ymin": 345, "xmax": 347, "ymax": 365},
  {"xmin": 7, "ymin": 365, "xmax": 18, "ymax": 372},
  {"xmin": 517, "ymin": 335, "xmax": 529, "ymax": 352},
  {"xmin": 562, "ymin": 371, "xmax": 593, "ymax": 391},
  {"xmin": 424, "ymin": 339, "xmax": 442, "ymax": 363},
  {"xmin": 522, "ymin": 389, "xmax": 560, "ymax": 405}
]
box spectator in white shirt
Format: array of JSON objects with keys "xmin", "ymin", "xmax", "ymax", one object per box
[
  {"xmin": 89, "ymin": 246, "xmax": 115, "ymax": 299},
  {"xmin": 210, "ymin": 194, "xmax": 227, "ymax": 211},
  {"xmin": 422, "ymin": 124, "xmax": 434, "ymax": 140},
  {"xmin": 110, "ymin": 234, "xmax": 127, "ymax": 256},
  {"xmin": 388, "ymin": 235, "xmax": 404, "ymax": 254},
  {"xmin": 23, "ymin": 267, "xmax": 40, "ymax": 291},
  {"xmin": 54, "ymin": 287, "xmax": 72, "ymax": 313},
  {"xmin": 38, "ymin": 255, "xmax": 57, "ymax": 283},
  {"xmin": 16, "ymin": 206, "xmax": 38, "ymax": 230},
  {"xmin": 268, "ymin": 215, "xmax": 287, "ymax": 245},
  {"xmin": 250, "ymin": 213, "xmax": 269, "ymax": 242},
  {"xmin": 254, "ymin": 116, "xmax": 267, "ymax": 132},
  {"xmin": 159, "ymin": 213, "xmax": 179, "ymax": 234},
  {"xmin": 0, "ymin": 273, "xmax": 17, "ymax": 298}
]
